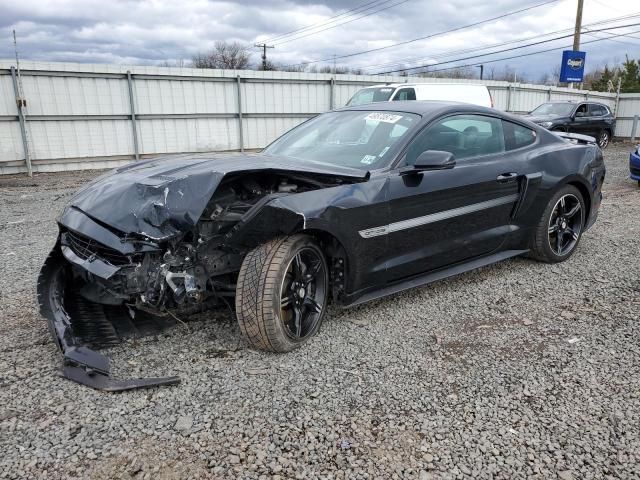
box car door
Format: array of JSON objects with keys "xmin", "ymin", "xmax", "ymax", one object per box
[
  {"xmin": 568, "ymin": 103, "xmax": 593, "ymax": 136},
  {"xmin": 381, "ymin": 113, "xmax": 521, "ymax": 282},
  {"xmin": 588, "ymin": 103, "xmax": 607, "ymax": 137}
]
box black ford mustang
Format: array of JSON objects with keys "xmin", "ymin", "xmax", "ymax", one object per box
[{"xmin": 39, "ymin": 101, "xmax": 605, "ymax": 390}]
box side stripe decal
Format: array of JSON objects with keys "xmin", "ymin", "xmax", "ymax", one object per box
[{"xmin": 358, "ymin": 194, "xmax": 519, "ymax": 238}]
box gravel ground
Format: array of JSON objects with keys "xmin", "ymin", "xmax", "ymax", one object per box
[{"xmin": 1, "ymin": 143, "xmax": 639, "ymax": 480}]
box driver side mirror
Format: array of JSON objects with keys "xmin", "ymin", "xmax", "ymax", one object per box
[{"xmin": 413, "ymin": 150, "xmax": 456, "ymax": 171}]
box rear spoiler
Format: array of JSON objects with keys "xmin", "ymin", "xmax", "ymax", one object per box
[{"xmin": 553, "ymin": 131, "xmax": 597, "ymax": 145}]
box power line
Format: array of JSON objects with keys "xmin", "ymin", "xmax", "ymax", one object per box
[
  {"xmin": 280, "ymin": 0, "xmax": 561, "ymax": 68},
  {"xmin": 584, "ymin": 31, "xmax": 640, "ymax": 46},
  {"xmin": 261, "ymin": 0, "xmax": 388, "ymax": 43},
  {"xmin": 271, "ymin": 0, "xmax": 410, "ymax": 46},
  {"xmin": 373, "ymin": 22, "xmax": 640, "ymax": 74},
  {"xmin": 419, "ymin": 27, "xmax": 640, "ymax": 74},
  {"xmin": 356, "ymin": 12, "xmax": 640, "ymax": 72}
]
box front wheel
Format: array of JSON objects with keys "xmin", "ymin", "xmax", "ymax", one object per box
[
  {"xmin": 235, "ymin": 235, "xmax": 329, "ymax": 352},
  {"xmin": 529, "ymin": 185, "xmax": 586, "ymax": 263}
]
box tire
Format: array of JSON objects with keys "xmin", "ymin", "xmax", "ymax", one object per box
[
  {"xmin": 529, "ymin": 185, "xmax": 586, "ymax": 263},
  {"xmin": 597, "ymin": 130, "xmax": 610, "ymax": 149},
  {"xmin": 235, "ymin": 234, "xmax": 329, "ymax": 352}
]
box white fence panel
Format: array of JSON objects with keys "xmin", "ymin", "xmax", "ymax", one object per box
[
  {"xmin": 134, "ymin": 79, "xmax": 237, "ymax": 115},
  {"xmin": 243, "ymin": 117, "xmax": 307, "ymax": 149},
  {"xmin": 615, "ymin": 94, "xmax": 640, "ymax": 137},
  {"xmin": 137, "ymin": 118, "xmax": 239, "ymax": 154},
  {"xmin": 27, "ymin": 119, "xmax": 133, "ymax": 160},
  {"xmin": 20, "ymin": 75, "xmax": 129, "ymax": 116},
  {"xmin": 0, "ymin": 75, "xmax": 17, "ymax": 116},
  {"xmin": 0, "ymin": 122, "xmax": 23, "ymax": 162}
]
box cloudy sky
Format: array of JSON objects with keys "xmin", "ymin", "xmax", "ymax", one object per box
[{"xmin": 0, "ymin": 0, "xmax": 638, "ymax": 80}]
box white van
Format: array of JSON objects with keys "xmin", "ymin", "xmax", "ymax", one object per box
[{"xmin": 346, "ymin": 83, "xmax": 494, "ymax": 108}]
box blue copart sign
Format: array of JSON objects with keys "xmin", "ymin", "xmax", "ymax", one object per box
[{"xmin": 559, "ymin": 50, "xmax": 586, "ymax": 83}]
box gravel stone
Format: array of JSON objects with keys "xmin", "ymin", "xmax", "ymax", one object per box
[{"xmin": 1, "ymin": 143, "xmax": 639, "ymax": 479}]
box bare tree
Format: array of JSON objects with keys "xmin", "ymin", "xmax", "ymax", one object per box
[
  {"xmin": 419, "ymin": 66, "xmax": 475, "ymax": 79},
  {"xmin": 192, "ymin": 41, "xmax": 252, "ymax": 69},
  {"xmin": 159, "ymin": 58, "xmax": 187, "ymax": 68}
]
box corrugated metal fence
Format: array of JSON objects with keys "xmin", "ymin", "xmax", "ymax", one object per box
[{"xmin": 0, "ymin": 60, "xmax": 638, "ymax": 175}]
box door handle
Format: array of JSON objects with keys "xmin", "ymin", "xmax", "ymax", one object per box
[{"xmin": 497, "ymin": 172, "xmax": 518, "ymax": 182}]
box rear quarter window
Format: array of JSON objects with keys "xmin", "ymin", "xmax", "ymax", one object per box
[{"xmin": 503, "ymin": 121, "xmax": 536, "ymax": 150}]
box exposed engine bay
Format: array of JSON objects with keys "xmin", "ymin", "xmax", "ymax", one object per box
[{"xmin": 61, "ymin": 173, "xmax": 331, "ymax": 315}]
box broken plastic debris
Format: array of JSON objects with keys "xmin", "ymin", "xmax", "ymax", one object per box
[{"xmin": 338, "ymin": 438, "xmax": 352, "ymax": 450}]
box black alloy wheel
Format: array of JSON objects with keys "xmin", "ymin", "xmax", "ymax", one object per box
[
  {"xmin": 598, "ymin": 130, "xmax": 610, "ymax": 149},
  {"xmin": 279, "ymin": 248, "xmax": 326, "ymax": 340},
  {"xmin": 547, "ymin": 193, "xmax": 583, "ymax": 256}
]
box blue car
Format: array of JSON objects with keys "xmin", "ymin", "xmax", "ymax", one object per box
[{"xmin": 631, "ymin": 145, "xmax": 640, "ymax": 186}]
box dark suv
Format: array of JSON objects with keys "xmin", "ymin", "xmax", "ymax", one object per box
[{"xmin": 522, "ymin": 101, "xmax": 615, "ymax": 148}]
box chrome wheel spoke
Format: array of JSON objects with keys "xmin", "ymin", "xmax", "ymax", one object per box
[
  {"xmin": 292, "ymin": 253, "xmax": 304, "ymax": 281},
  {"xmin": 565, "ymin": 204, "xmax": 581, "ymax": 219},
  {"xmin": 556, "ymin": 230, "xmax": 564, "ymax": 254},
  {"xmin": 293, "ymin": 305, "xmax": 302, "ymax": 337},
  {"xmin": 303, "ymin": 297, "xmax": 323, "ymax": 314},
  {"xmin": 304, "ymin": 260, "xmax": 322, "ymax": 285},
  {"xmin": 548, "ymin": 224, "xmax": 559, "ymax": 234},
  {"xmin": 281, "ymin": 294, "xmax": 295, "ymax": 308}
]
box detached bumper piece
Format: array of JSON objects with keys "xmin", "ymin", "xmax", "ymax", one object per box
[{"xmin": 37, "ymin": 248, "xmax": 181, "ymax": 391}]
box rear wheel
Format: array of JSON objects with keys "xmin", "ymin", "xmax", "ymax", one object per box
[
  {"xmin": 597, "ymin": 130, "xmax": 610, "ymax": 149},
  {"xmin": 235, "ymin": 235, "xmax": 329, "ymax": 352},
  {"xmin": 529, "ymin": 185, "xmax": 586, "ymax": 263}
]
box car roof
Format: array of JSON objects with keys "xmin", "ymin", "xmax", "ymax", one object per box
[
  {"xmin": 359, "ymin": 83, "xmax": 486, "ymax": 89},
  {"xmin": 543, "ymin": 100, "xmax": 608, "ymax": 106},
  {"xmin": 335, "ymin": 100, "xmax": 494, "ymax": 116}
]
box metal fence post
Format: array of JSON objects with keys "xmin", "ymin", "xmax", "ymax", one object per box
[
  {"xmin": 10, "ymin": 66, "xmax": 32, "ymax": 176},
  {"xmin": 613, "ymin": 79, "xmax": 622, "ymax": 117},
  {"xmin": 329, "ymin": 77, "xmax": 335, "ymax": 110},
  {"xmin": 632, "ymin": 115, "xmax": 639, "ymax": 143},
  {"xmin": 126, "ymin": 71, "xmax": 140, "ymax": 161},
  {"xmin": 547, "ymin": 88, "xmax": 552, "ymax": 101},
  {"xmin": 236, "ymin": 75, "xmax": 244, "ymax": 152},
  {"xmin": 506, "ymin": 84, "xmax": 512, "ymax": 112}
]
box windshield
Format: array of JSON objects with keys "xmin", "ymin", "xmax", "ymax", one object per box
[
  {"xmin": 264, "ymin": 110, "xmax": 420, "ymax": 170},
  {"xmin": 346, "ymin": 87, "xmax": 395, "ymax": 106},
  {"xmin": 531, "ymin": 103, "xmax": 575, "ymax": 117}
]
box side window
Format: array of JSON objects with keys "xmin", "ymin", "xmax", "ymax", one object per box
[
  {"xmin": 575, "ymin": 104, "xmax": 588, "ymax": 117},
  {"xmin": 405, "ymin": 114, "xmax": 505, "ymax": 165},
  {"xmin": 503, "ymin": 121, "xmax": 536, "ymax": 150},
  {"xmin": 393, "ymin": 88, "xmax": 416, "ymax": 101},
  {"xmin": 589, "ymin": 104, "xmax": 606, "ymax": 116}
]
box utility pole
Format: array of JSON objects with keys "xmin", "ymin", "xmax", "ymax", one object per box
[
  {"xmin": 476, "ymin": 64, "xmax": 484, "ymax": 80},
  {"xmin": 254, "ymin": 43, "xmax": 274, "ymax": 70},
  {"xmin": 570, "ymin": 0, "xmax": 584, "ymax": 89},
  {"xmin": 572, "ymin": 0, "xmax": 584, "ymax": 51}
]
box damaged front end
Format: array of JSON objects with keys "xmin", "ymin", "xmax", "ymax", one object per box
[{"xmin": 38, "ymin": 162, "xmax": 363, "ymax": 390}]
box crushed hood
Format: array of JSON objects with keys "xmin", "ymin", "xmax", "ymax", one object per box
[{"xmin": 66, "ymin": 152, "xmax": 368, "ymax": 240}]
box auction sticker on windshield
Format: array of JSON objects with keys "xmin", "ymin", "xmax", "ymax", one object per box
[{"xmin": 366, "ymin": 112, "xmax": 403, "ymax": 123}]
